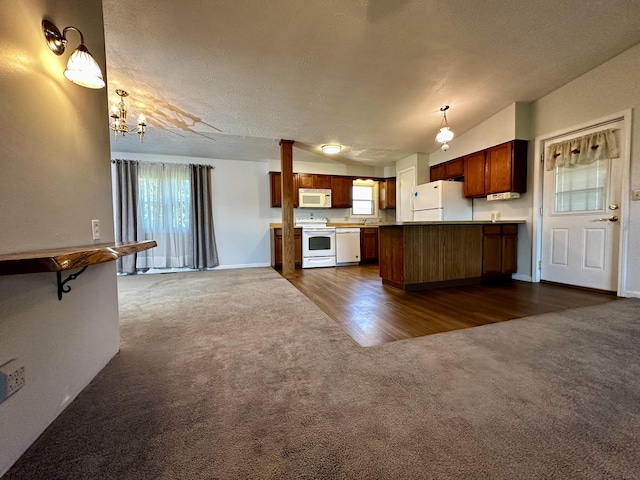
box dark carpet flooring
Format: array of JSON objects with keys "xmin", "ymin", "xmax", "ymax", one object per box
[{"xmin": 4, "ymin": 268, "xmax": 640, "ymax": 479}]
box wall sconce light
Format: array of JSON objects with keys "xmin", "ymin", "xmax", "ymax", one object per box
[
  {"xmin": 321, "ymin": 144, "xmax": 342, "ymax": 154},
  {"xmin": 435, "ymin": 105, "xmax": 454, "ymax": 151},
  {"xmin": 110, "ymin": 89, "xmax": 147, "ymax": 143},
  {"xmin": 42, "ymin": 19, "xmax": 105, "ymax": 89}
]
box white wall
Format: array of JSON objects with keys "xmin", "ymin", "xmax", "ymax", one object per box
[
  {"xmin": 0, "ymin": 1, "xmax": 118, "ymax": 475},
  {"xmin": 267, "ymin": 159, "xmax": 386, "ymax": 178},
  {"xmin": 113, "ymin": 153, "xmax": 275, "ymax": 268},
  {"xmin": 429, "ymin": 102, "xmax": 530, "ymax": 166},
  {"xmin": 395, "ymin": 153, "xmax": 430, "ymax": 186},
  {"xmin": 110, "ymin": 155, "xmax": 396, "ymax": 271},
  {"xmin": 425, "ymin": 103, "xmax": 535, "ymax": 280},
  {"xmin": 422, "ymin": 42, "xmax": 640, "ymax": 292},
  {"xmin": 530, "ymin": 42, "xmax": 640, "ymax": 297}
]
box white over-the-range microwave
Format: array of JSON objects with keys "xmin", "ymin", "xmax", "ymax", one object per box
[{"xmin": 299, "ymin": 188, "xmax": 332, "ymax": 208}]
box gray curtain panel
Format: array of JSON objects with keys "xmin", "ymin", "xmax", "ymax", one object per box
[
  {"xmin": 189, "ymin": 164, "xmax": 219, "ymax": 269},
  {"xmin": 114, "ymin": 159, "xmax": 139, "ymax": 274}
]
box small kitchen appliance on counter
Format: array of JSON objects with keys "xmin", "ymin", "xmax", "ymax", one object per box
[
  {"xmin": 411, "ymin": 180, "xmax": 472, "ymax": 221},
  {"xmin": 296, "ymin": 217, "xmax": 336, "ymax": 268}
]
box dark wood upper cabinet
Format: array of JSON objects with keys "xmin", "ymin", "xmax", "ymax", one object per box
[
  {"xmin": 445, "ymin": 158, "xmax": 464, "ymax": 178},
  {"xmin": 298, "ymin": 173, "xmax": 314, "ymax": 189},
  {"xmin": 379, "ymin": 178, "xmax": 396, "ymax": 209},
  {"xmin": 269, "ymin": 172, "xmax": 299, "ymax": 208},
  {"xmin": 299, "ymin": 173, "xmax": 331, "ymax": 189},
  {"xmin": 330, "ymin": 176, "xmax": 353, "ymax": 208},
  {"xmin": 463, "ymin": 151, "xmax": 487, "ymax": 198},
  {"xmin": 270, "ymin": 172, "xmax": 397, "ymax": 210},
  {"xmin": 463, "ymin": 140, "xmax": 527, "ymax": 198},
  {"xmin": 315, "ymin": 175, "xmax": 331, "ymax": 189},
  {"xmin": 269, "ymin": 172, "xmax": 282, "ymax": 207},
  {"xmin": 485, "ymin": 140, "xmax": 527, "ymax": 195},
  {"xmin": 430, "ymin": 163, "xmax": 446, "ymax": 182},
  {"xmin": 430, "ymin": 157, "xmax": 464, "ymax": 182}
]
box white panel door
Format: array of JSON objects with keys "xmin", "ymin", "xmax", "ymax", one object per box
[
  {"xmin": 397, "ymin": 166, "xmax": 416, "ymax": 222},
  {"xmin": 541, "ymin": 121, "xmax": 624, "ymax": 292}
]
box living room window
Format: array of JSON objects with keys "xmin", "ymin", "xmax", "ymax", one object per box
[{"xmin": 113, "ymin": 159, "xmax": 219, "ymax": 273}]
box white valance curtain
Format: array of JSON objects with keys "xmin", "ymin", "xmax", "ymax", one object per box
[{"xmin": 545, "ymin": 128, "xmax": 619, "ymax": 171}]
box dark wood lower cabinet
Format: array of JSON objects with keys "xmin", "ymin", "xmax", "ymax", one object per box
[
  {"xmin": 378, "ymin": 223, "xmax": 519, "ymax": 291},
  {"xmin": 360, "ymin": 228, "xmax": 379, "ymax": 263},
  {"xmin": 482, "ymin": 224, "xmax": 518, "ymax": 277},
  {"xmin": 271, "ymin": 228, "xmax": 302, "ymax": 268}
]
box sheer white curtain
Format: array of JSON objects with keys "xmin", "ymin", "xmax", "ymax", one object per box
[{"xmin": 135, "ymin": 162, "xmax": 191, "ymax": 269}]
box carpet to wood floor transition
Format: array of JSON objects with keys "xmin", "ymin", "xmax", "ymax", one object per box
[{"xmin": 4, "ymin": 268, "xmax": 640, "ymax": 479}]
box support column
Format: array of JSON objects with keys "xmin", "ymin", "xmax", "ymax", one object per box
[{"xmin": 279, "ymin": 140, "xmax": 295, "ymax": 277}]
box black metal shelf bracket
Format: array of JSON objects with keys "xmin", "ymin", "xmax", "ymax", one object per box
[{"xmin": 57, "ymin": 266, "xmax": 88, "ymax": 301}]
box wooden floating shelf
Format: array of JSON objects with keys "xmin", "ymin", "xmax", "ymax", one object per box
[
  {"xmin": 0, "ymin": 241, "xmax": 157, "ymax": 276},
  {"xmin": 0, "ymin": 241, "xmax": 157, "ymax": 300}
]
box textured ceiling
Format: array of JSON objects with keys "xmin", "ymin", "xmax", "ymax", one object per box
[{"xmin": 103, "ymin": 0, "xmax": 640, "ymax": 166}]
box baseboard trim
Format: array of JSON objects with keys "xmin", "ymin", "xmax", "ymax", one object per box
[
  {"xmin": 210, "ymin": 263, "xmax": 271, "ymax": 270},
  {"xmin": 383, "ymin": 277, "xmax": 483, "ymax": 292},
  {"xmin": 540, "ymin": 280, "xmax": 617, "ymax": 296},
  {"xmin": 621, "ymin": 290, "xmax": 640, "ymax": 299},
  {"xmin": 512, "ymin": 273, "xmax": 532, "ymax": 282}
]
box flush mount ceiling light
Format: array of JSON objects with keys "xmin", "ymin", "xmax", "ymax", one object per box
[
  {"xmin": 110, "ymin": 89, "xmax": 147, "ymax": 143},
  {"xmin": 321, "ymin": 144, "xmax": 342, "ymax": 154},
  {"xmin": 42, "ymin": 19, "xmax": 105, "ymax": 89},
  {"xmin": 435, "ymin": 105, "xmax": 454, "ymax": 151}
]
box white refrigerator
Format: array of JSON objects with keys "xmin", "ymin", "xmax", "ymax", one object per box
[{"xmin": 411, "ymin": 180, "xmax": 473, "ymax": 221}]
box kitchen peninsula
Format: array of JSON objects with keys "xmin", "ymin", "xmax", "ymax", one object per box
[{"xmin": 379, "ymin": 221, "xmax": 525, "ymax": 291}]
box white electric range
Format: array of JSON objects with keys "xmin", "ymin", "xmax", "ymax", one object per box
[{"xmin": 295, "ymin": 217, "xmax": 336, "ymax": 268}]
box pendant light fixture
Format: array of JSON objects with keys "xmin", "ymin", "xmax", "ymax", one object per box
[
  {"xmin": 435, "ymin": 105, "xmax": 454, "ymax": 151},
  {"xmin": 110, "ymin": 89, "xmax": 147, "ymax": 143},
  {"xmin": 42, "ymin": 20, "xmax": 105, "ymax": 89}
]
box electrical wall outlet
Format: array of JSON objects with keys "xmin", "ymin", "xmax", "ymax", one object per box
[
  {"xmin": 91, "ymin": 219, "xmax": 100, "ymax": 240},
  {"xmin": 0, "ymin": 359, "xmax": 25, "ymax": 403},
  {"xmin": 632, "ymin": 189, "xmax": 640, "ymax": 201}
]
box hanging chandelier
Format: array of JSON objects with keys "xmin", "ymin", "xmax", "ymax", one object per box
[
  {"xmin": 435, "ymin": 105, "xmax": 454, "ymax": 151},
  {"xmin": 110, "ymin": 89, "xmax": 146, "ymax": 143}
]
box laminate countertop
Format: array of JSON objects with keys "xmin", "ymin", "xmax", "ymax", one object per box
[
  {"xmin": 378, "ymin": 220, "xmax": 526, "ymax": 227},
  {"xmin": 269, "ymin": 223, "xmax": 381, "ymax": 229},
  {"xmin": 269, "ymin": 221, "xmax": 525, "ymax": 229}
]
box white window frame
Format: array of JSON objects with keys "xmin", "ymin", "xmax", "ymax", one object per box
[{"xmin": 350, "ymin": 180, "xmax": 379, "ymax": 219}]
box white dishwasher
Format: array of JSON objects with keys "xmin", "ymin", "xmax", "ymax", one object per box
[{"xmin": 336, "ymin": 228, "xmax": 361, "ymax": 265}]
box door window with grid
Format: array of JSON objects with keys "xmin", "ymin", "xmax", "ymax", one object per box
[{"xmin": 553, "ymin": 159, "xmax": 608, "ymax": 213}]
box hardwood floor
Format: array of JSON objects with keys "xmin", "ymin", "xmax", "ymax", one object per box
[{"xmin": 287, "ymin": 264, "xmax": 619, "ymax": 347}]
